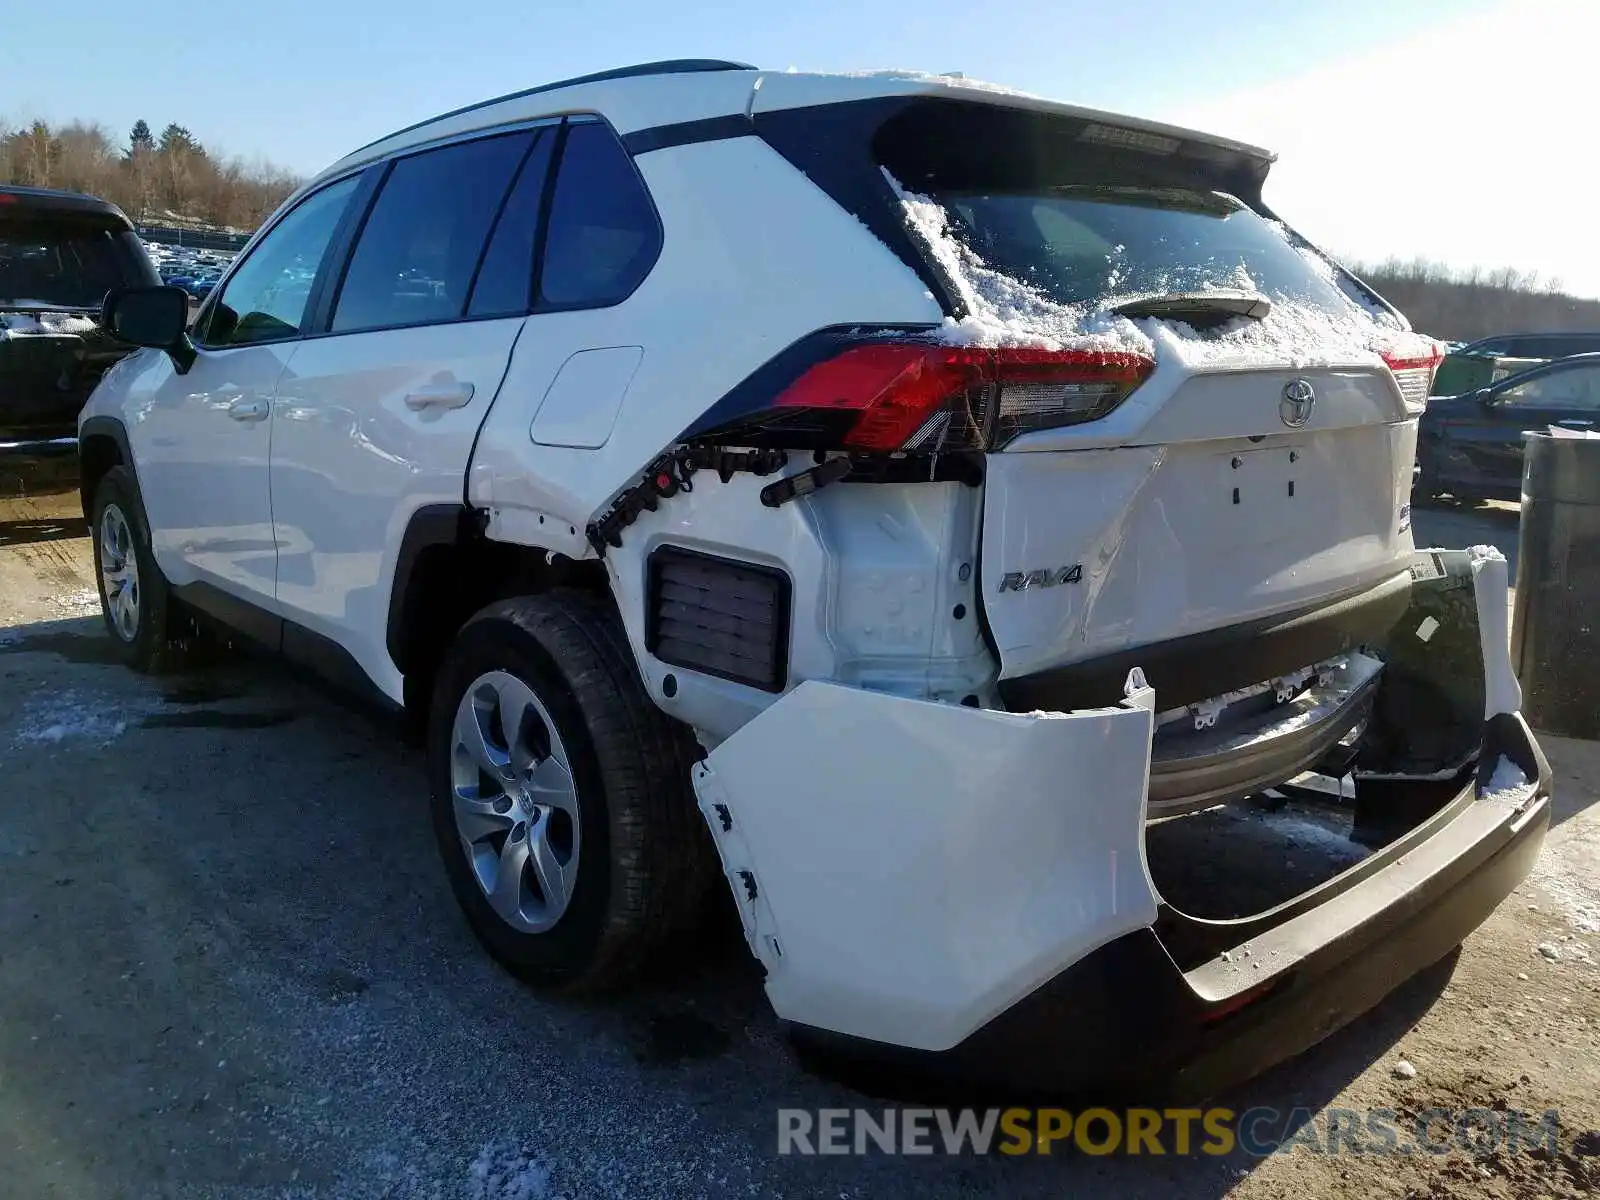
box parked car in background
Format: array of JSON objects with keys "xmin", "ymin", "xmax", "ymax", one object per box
[
  {"xmin": 0, "ymin": 185, "xmax": 161, "ymax": 461},
  {"xmin": 1418, "ymin": 352, "xmax": 1600, "ymax": 501},
  {"xmin": 161, "ymin": 274, "xmax": 219, "ymax": 300},
  {"xmin": 1431, "ymin": 330, "xmax": 1600, "ymax": 396}
]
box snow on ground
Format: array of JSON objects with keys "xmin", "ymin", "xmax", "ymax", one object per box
[
  {"xmin": 11, "ymin": 689, "xmax": 133, "ymax": 747},
  {"xmin": 1533, "ymin": 835, "xmax": 1600, "ymax": 935},
  {"xmin": 48, "ymin": 588, "xmax": 101, "ymax": 615},
  {"xmin": 468, "ymin": 1144, "xmax": 555, "ymax": 1200},
  {"xmin": 1246, "ymin": 805, "xmax": 1369, "ymax": 865}
]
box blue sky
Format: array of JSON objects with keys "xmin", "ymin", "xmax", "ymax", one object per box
[{"xmin": 5, "ymin": 0, "xmax": 1592, "ymax": 293}]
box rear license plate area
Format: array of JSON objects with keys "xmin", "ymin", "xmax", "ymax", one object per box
[{"xmin": 1220, "ymin": 445, "xmax": 1310, "ymax": 543}]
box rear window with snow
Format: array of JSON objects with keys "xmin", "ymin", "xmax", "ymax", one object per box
[
  {"xmin": 845, "ymin": 97, "xmax": 1397, "ymax": 349},
  {"xmin": 0, "ymin": 218, "xmax": 128, "ymax": 309},
  {"xmin": 926, "ymin": 186, "xmax": 1355, "ymax": 316}
]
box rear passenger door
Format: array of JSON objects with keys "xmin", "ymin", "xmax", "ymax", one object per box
[{"xmin": 269, "ymin": 125, "xmax": 557, "ymax": 696}]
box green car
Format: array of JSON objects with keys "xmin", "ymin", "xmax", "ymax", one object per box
[{"xmin": 1432, "ymin": 331, "xmax": 1600, "ymax": 396}]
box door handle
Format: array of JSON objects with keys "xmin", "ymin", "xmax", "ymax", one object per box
[
  {"xmin": 404, "ymin": 382, "xmax": 475, "ymax": 411},
  {"xmin": 228, "ymin": 398, "xmax": 269, "ymax": 422}
]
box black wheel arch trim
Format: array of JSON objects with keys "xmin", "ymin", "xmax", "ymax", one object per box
[
  {"xmin": 387, "ymin": 503, "xmax": 480, "ymax": 673},
  {"xmin": 77, "ymin": 416, "xmax": 138, "ymax": 519}
]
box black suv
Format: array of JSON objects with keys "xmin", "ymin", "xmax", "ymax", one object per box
[{"xmin": 1, "ymin": 185, "xmax": 160, "ymax": 463}]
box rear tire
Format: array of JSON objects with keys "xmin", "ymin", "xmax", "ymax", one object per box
[
  {"xmin": 90, "ymin": 466, "xmax": 178, "ymax": 673},
  {"xmin": 427, "ymin": 590, "xmax": 715, "ymax": 990}
]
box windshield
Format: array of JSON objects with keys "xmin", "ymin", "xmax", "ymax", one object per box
[
  {"xmin": 931, "ymin": 186, "xmax": 1357, "ymax": 316},
  {"xmin": 0, "ymin": 218, "xmax": 129, "ymax": 308}
]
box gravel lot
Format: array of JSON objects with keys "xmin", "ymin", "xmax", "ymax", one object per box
[{"xmin": 1, "ymin": 482, "xmax": 1597, "ymax": 1199}]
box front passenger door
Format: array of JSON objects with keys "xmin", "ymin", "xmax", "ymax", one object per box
[{"xmin": 131, "ymin": 174, "xmax": 361, "ymax": 605}]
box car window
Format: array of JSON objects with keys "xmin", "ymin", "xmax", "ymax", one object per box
[
  {"xmin": 0, "ymin": 217, "xmax": 129, "ymax": 308},
  {"xmin": 539, "ymin": 120, "xmax": 660, "ymax": 307},
  {"xmin": 927, "ymin": 188, "xmax": 1358, "ymax": 316},
  {"xmin": 332, "ymin": 132, "xmax": 532, "ymax": 333},
  {"xmin": 1501, "ymin": 365, "xmax": 1600, "ymax": 412},
  {"xmin": 198, "ymin": 176, "xmax": 359, "ymax": 347},
  {"xmin": 467, "ymin": 128, "xmax": 556, "ymax": 318}
]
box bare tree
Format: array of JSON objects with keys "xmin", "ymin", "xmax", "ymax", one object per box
[
  {"xmin": 53, "ymin": 122, "xmax": 119, "ymax": 199},
  {"xmin": 1353, "ymin": 257, "xmax": 1598, "ymax": 341},
  {"xmin": 0, "ymin": 114, "xmax": 300, "ymax": 230}
]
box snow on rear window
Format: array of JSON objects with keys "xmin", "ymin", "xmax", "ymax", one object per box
[
  {"xmin": 890, "ymin": 173, "xmax": 1153, "ymax": 356},
  {"xmin": 890, "ymin": 173, "xmax": 1398, "ymax": 367}
]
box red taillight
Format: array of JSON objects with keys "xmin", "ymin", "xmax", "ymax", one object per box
[
  {"xmin": 763, "ymin": 342, "xmax": 1153, "ymax": 452},
  {"xmin": 1378, "ymin": 336, "xmax": 1446, "ymax": 406},
  {"xmin": 771, "ymin": 343, "xmax": 990, "ymax": 452}
]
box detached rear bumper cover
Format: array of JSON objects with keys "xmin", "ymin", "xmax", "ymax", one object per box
[
  {"xmin": 691, "ymin": 549, "xmax": 1549, "ymax": 1093},
  {"xmin": 695, "ymin": 679, "xmax": 1161, "ymax": 1052}
]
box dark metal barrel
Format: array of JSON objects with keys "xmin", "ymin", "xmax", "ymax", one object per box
[{"xmin": 1512, "ymin": 432, "xmax": 1600, "ymax": 738}]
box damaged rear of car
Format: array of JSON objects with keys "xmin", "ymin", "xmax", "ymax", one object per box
[
  {"xmin": 610, "ymin": 78, "xmax": 1549, "ymax": 1095},
  {"xmin": 138, "ymin": 64, "xmax": 1543, "ymax": 1099}
]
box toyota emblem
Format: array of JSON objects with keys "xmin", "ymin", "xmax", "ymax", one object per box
[{"xmin": 1280, "ymin": 379, "xmax": 1316, "ymax": 427}]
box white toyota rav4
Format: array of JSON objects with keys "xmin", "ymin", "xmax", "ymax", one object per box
[{"xmin": 81, "ymin": 60, "xmax": 1550, "ymax": 1096}]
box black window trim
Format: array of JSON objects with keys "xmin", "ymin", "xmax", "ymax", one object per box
[
  {"xmin": 191, "ymin": 111, "xmax": 664, "ymax": 350},
  {"xmin": 306, "ymin": 113, "xmax": 660, "ymax": 340},
  {"xmin": 462, "ymin": 127, "xmax": 552, "ymax": 316}
]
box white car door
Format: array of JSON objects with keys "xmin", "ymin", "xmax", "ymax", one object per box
[
  {"xmin": 131, "ymin": 175, "xmax": 362, "ymax": 608},
  {"xmin": 270, "ymin": 128, "xmax": 552, "ymax": 699}
]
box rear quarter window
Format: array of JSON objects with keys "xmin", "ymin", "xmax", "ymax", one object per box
[{"xmin": 538, "ymin": 120, "xmax": 660, "ymax": 308}]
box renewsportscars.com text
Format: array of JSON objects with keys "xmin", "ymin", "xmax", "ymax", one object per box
[{"xmin": 776, "ymin": 1106, "xmax": 1564, "ymax": 1157}]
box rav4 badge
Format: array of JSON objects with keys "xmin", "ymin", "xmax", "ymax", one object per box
[{"xmin": 998, "ymin": 565, "xmax": 1083, "ymax": 593}]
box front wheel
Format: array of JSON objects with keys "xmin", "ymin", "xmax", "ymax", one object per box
[
  {"xmin": 90, "ymin": 466, "xmax": 177, "ymax": 672},
  {"xmin": 426, "ymin": 591, "xmax": 715, "ymax": 990}
]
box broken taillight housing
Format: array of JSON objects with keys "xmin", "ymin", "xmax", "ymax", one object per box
[
  {"xmin": 1378, "ymin": 336, "xmax": 1446, "ymax": 406},
  {"xmin": 699, "ymin": 341, "xmax": 1154, "ymax": 453}
]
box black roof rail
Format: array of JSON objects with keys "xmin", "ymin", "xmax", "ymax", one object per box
[{"xmin": 350, "ymin": 59, "xmax": 759, "ymax": 156}]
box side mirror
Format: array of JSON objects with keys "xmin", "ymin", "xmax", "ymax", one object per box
[
  {"xmin": 1472, "ymin": 388, "xmax": 1497, "ymax": 407},
  {"xmin": 102, "ymin": 286, "xmax": 196, "ymax": 373}
]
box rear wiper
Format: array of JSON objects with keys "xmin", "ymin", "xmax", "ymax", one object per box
[{"xmin": 1111, "ymin": 289, "xmax": 1272, "ymax": 323}]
